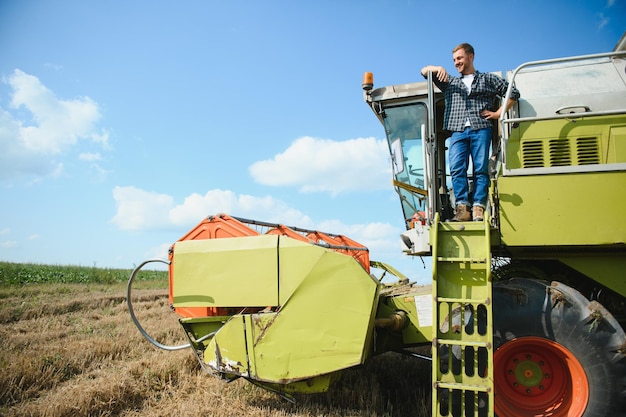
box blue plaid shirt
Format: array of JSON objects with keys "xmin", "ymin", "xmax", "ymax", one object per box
[{"xmin": 433, "ymin": 71, "xmax": 520, "ymax": 132}]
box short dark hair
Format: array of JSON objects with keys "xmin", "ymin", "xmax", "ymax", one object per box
[{"xmin": 453, "ymin": 43, "xmax": 474, "ymax": 56}]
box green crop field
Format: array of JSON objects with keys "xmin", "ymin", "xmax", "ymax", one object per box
[{"xmin": 0, "ymin": 261, "xmax": 167, "ymax": 286}]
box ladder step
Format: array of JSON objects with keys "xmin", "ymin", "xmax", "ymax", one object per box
[
  {"xmin": 436, "ymin": 297, "xmax": 489, "ymax": 304},
  {"xmin": 435, "ymin": 381, "xmax": 491, "ymax": 392},
  {"xmin": 436, "ymin": 257, "xmax": 487, "ymax": 263},
  {"xmin": 437, "ymin": 222, "xmax": 489, "ymax": 232},
  {"xmin": 432, "ymin": 213, "xmax": 494, "ymax": 416},
  {"xmin": 435, "ymin": 339, "xmax": 491, "ymax": 348}
]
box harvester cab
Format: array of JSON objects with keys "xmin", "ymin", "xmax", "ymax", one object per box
[{"xmin": 361, "ymin": 71, "xmax": 452, "ymax": 256}]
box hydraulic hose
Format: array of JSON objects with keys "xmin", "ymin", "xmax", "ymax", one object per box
[{"xmin": 126, "ymin": 259, "xmax": 191, "ymax": 351}]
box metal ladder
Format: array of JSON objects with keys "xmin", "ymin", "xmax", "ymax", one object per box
[{"xmin": 431, "ymin": 213, "xmax": 494, "ymax": 417}]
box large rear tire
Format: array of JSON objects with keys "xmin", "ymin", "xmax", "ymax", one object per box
[{"xmin": 493, "ymin": 278, "xmax": 626, "ymax": 417}]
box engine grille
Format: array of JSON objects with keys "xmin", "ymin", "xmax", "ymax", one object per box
[{"xmin": 521, "ymin": 137, "xmax": 600, "ymax": 168}]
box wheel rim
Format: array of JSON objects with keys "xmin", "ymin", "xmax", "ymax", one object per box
[{"xmin": 494, "ymin": 336, "xmax": 588, "ymax": 417}]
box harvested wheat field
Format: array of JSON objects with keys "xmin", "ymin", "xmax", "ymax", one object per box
[{"xmin": 0, "ymin": 277, "xmax": 431, "ymax": 417}]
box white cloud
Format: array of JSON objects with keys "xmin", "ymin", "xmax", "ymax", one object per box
[
  {"xmin": 249, "ymin": 136, "xmax": 390, "ymax": 195},
  {"xmin": 109, "ymin": 186, "xmax": 403, "ymax": 250},
  {"xmin": 79, "ymin": 152, "xmax": 101, "ymax": 162},
  {"xmin": 109, "ymin": 185, "xmax": 406, "ymax": 276},
  {"xmin": 88, "ymin": 164, "xmax": 112, "ymax": 182},
  {"xmin": 44, "ymin": 63, "xmax": 63, "ymax": 71},
  {"xmin": 0, "ymin": 69, "xmax": 109, "ymax": 181},
  {"xmin": 316, "ymin": 219, "xmax": 400, "ymax": 254},
  {"xmin": 597, "ymin": 12, "xmax": 609, "ymax": 30},
  {"xmin": 91, "ymin": 130, "xmax": 111, "ymax": 148},
  {"xmin": 111, "ymin": 186, "xmax": 314, "ymax": 231},
  {"xmin": 144, "ymin": 242, "xmax": 172, "ymax": 263},
  {"xmin": 111, "ymin": 186, "xmax": 175, "ymax": 231},
  {"xmin": 0, "ymin": 230, "xmax": 38, "ymax": 250}
]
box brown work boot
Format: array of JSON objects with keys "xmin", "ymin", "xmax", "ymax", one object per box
[
  {"xmin": 472, "ymin": 206, "xmax": 484, "ymax": 222},
  {"xmin": 452, "ymin": 204, "xmax": 471, "ymax": 222}
]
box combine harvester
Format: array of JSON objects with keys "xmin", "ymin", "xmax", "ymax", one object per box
[{"xmin": 129, "ymin": 34, "xmax": 626, "ymax": 416}]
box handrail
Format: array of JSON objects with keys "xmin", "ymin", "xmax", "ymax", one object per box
[
  {"xmin": 499, "ymin": 50, "xmax": 626, "ymax": 171},
  {"xmin": 126, "ymin": 259, "xmax": 192, "ymax": 351},
  {"xmin": 426, "ymin": 71, "xmax": 437, "ymax": 223},
  {"xmin": 503, "ymin": 108, "xmax": 626, "ymax": 124},
  {"xmin": 501, "ymin": 50, "xmax": 626, "ymax": 125}
]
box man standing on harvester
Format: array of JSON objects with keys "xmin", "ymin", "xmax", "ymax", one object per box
[{"xmin": 421, "ymin": 43, "xmax": 520, "ymax": 222}]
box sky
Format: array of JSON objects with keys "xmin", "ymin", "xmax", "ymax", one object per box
[{"xmin": 1, "ymin": 0, "xmax": 624, "ymax": 284}]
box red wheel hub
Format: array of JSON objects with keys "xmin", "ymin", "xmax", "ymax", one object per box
[{"xmin": 494, "ymin": 336, "xmax": 588, "ymax": 417}]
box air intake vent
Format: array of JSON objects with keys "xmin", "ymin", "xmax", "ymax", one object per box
[
  {"xmin": 521, "ymin": 136, "xmax": 600, "ymax": 168},
  {"xmin": 521, "ymin": 141, "xmax": 544, "ymax": 168},
  {"xmin": 576, "ymin": 137, "xmax": 600, "ymax": 165},
  {"xmin": 549, "ymin": 138, "xmax": 571, "ymax": 166}
]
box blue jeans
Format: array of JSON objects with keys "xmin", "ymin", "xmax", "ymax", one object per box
[{"xmin": 449, "ymin": 127, "xmax": 491, "ymax": 208}]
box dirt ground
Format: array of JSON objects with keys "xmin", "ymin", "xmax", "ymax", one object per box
[{"xmin": 0, "ymin": 282, "xmax": 430, "ymax": 417}]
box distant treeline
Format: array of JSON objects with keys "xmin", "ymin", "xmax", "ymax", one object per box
[{"xmin": 0, "ymin": 262, "xmax": 168, "ymax": 285}]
